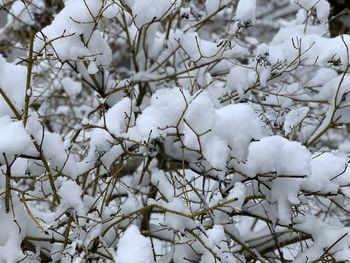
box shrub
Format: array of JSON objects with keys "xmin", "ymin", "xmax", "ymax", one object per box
[{"xmin": 0, "ymin": 0, "xmax": 350, "ymax": 262}]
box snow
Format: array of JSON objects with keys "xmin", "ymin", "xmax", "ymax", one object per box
[
  {"xmin": 137, "ymin": 91, "xmax": 263, "ymax": 168},
  {"xmin": 0, "ymin": 195, "xmax": 43, "ymax": 263},
  {"xmin": 236, "ymin": 0, "xmax": 256, "ymax": 26},
  {"xmin": 104, "ymin": 97, "xmax": 133, "ymax": 136},
  {"xmin": 271, "ymin": 178, "xmax": 301, "ymax": 224},
  {"xmin": 339, "ymin": 140, "xmax": 350, "ymax": 153},
  {"xmin": 42, "ymin": 132, "xmax": 80, "ymax": 179},
  {"xmin": 244, "ymin": 136, "xmax": 312, "ymax": 177},
  {"xmin": 295, "ymin": 216, "xmax": 350, "ymax": 262},
  {"xmin": 3, "ymin": 0, "xmax": 350, "ymax": 262},
  {"xmin": 163, "ymin": 198, "xmax": 196, "ymax": 233},
  {"xmin": 227, "ymin": 66, "xmax": 253, "ymax": 99},
  {"xmin": 316, "ymin": 0, "xmax": 330, "ymax": 21},
  {"xmin": 0, "ymin": 117, "xmax": 31, "ymax": 161},
  {"xmin": 256, "ymin": 43, "xmax": 271, "ymax": 86},
  {"xmin": 116, "ymin": 225, "xmax": 153, "ymax": 263},
  {"xmin": 304, "ymin": 153, "xmax": 350, "ymax": 193},
  {"xmin": 136, "ymin": 87, "xmax": 190, "ymax": 138},
  {"xmin": 151, "ymin": 170, "xmax": 175, "ymax": 201},
  {"xmin": 0, "ymin": 207, "xmax": 25, "ymax": 263},
  {"xmin": 61, "ymin": 77, "xmax": 82, "ymax": 96},
  {"xmin": 202, "ymin": 135, "xmax": 229, "ymax": 170},
  {"xmin": 34, "ymin": 0, "xmax": 110, "ymax": 66},
  {"xmin": 283, "ymin": 107, "xmax": 309, "ymax": 135},
  {"xmin": 4, "ymin": 0, "xmax": 35, "ymax": 30},
  {"xmin": 131, "ymin": 0, "xmax": 179, "ymax": 28},
  {"xmin": 184, "ymin": 91, "xmax": 215, "ymax": 140},
  {"xmin": 175, "ymin": 31, "xmax": 222, "ymax": 63},
  {"xmin": 103, "ymin": 1, "xmax": 120, "ymax": 19},
  {"xmin": 58, "ymin": 179, "xmax": 84, "ymax": 212},
  {"xmin": 227, "ymin": 182, "xmax": 246, "ymax": 210},
  {"xmin": 214, "ymin": 104, "xmax": 263, "ymax": 161},
  {"xmin": 201, "ymin": 225, "xmax": 236, "ymax": 262},
  {"xmin": 183, "ymin": 90, "xmax": 216, "ymax": 151},
  {"xmin": 0, "ymin": 55, "xmax": 26, "ymax": 117},
  {"xmin": 269, "ymin": 34, "xmax": 350, "ymax": 71},
  {"xmin": 205, "ymin": 0, "xmax": 230, "ymax": 15},
  {"xmin": 87, "ymin": 61, "xmax": 99, "ymax": 74},
  {"xmin": 292, "ymin": 0, "xmax": 318, "ymax": 10},
  {"xmin": 206, "ymin": 225, "xmax": 226, "ymax": 247},
  {"xmin": 292, "ymin": 0, "xmax": 330, "ymax": 20},
  {"xmin": 87, "ymin": 97, "xmax": 133, "ymax": 162}
]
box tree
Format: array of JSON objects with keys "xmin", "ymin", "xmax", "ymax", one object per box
[{"xmin": 0, "ymin": 0, "xmax": 350, "ymax": 262}]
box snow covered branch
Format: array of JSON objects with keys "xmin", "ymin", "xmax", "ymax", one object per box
[{"xmin": 0, "ymin": 0, "xmax": 350, "ymax": 262}]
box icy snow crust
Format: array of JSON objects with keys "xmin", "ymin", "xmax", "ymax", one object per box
[{"xmin": 1, "ymin": 0, "xmax": 350, "ymax": 262}]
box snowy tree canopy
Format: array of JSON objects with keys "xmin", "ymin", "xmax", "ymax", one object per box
[{"xmin": 0, "ymin": 0, "xmax": 350, "ymax": 262}]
